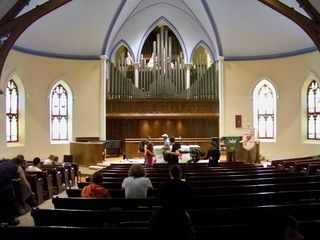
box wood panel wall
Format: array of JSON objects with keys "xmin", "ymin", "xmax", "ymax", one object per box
[{"xmin": 106, "ymin": 99, "xmax": 219, "ymax": 154}]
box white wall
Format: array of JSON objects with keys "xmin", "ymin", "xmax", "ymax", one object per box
[
  {"xmin": 0, "ymin": 50, "xmax": 101, "ymax": 161},
  {"xmin": 223, "ymin": 52, "xmax": 320, "ymax": 160},
  {"xmin": 1, "ymin": 50, "xmax": 320, "ymax": 161}
]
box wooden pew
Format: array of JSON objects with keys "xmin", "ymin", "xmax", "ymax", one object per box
[
  {"xmin": 99, "ymin": 172, "xmax": 306, "ymax": 183},
  {"xmin": 108, "ymin": 162, "xmax": 248, "ymax": 169},
  {"xmin": 52, "ymin": 189, "xmax": 320, "ymax": 210},
  {"xmin": 78, "ymin": 174, "xmax": 320, "ymax": 189},
  {"xmin": 25, "ymin": 174, "xmax": 44, "ymax": 205},
  {"xmin": 69, "ymin": 181, "xmax": 320, "ymax": 198},
  {"xmin": 39, "ymin": 167, "xmax": 63, "ymax": 194},
  {"xmin": 25, "ymin": 171, "xmax": 53, "ymax": 200},
  {"xmin": 271, "ymin": 156, "xmax": 320, "ymax": 169},
  {"xmin": 100, "ymin": 168, "xmax": 286, "ymax": 178},
  {"xmin": 2, "ymin": 220, "xmax": 320, "ymax": 240},
  {"xmin": 35, "ymin": 203, "xmax": 320, "ymax": 227}
]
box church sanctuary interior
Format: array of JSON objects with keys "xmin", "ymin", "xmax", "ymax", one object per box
[{"xmin": 1, "ymin": 0, "xmax": 320, "ymax": 239}]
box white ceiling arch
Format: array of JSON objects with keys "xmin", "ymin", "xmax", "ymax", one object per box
[
  {"xmin": 107, "ymin": 1, "xmax": 216, "ymax": 63},
  {"xmin": 1, "ymin": 0, "xmax": 316, "ymax": 61}
]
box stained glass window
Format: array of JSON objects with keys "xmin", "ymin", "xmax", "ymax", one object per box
[
  {"xmin": 253, "ymin": 80, "xmax": 276, "ymax": 140},
  {"xmin": 307, "ymin": 80, "xmax": 320, "ymax": 140},
  {"xmin": 50, "ymin": 84, "xmax": 69, "ymax": 141},
  {"xmin": 6, "ymin": 80, "xmax": 19, "ymax": 142}
]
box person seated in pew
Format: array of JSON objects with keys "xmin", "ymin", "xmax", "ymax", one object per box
[
  {"xmin": 81, "ymin": 171, "xmax": 111, "ymax": 198},
  {"xmin": 149, "ymin": 206, "xmax": 196, "ymax": 240},
  {"xmin": 0, "ymin": 158, "xmax": 21, "ymax": 226},
  {"xmin": 26, "ymin": 157, "xmax": 42, "ymax": 172},
  {"xmin": 249, "ymin": 212, "xmax": 304, "ymax": 240},
  {"xmin": 158, "ymin": 165, "xmax": 194, "ymax": 207},
  {"xmin": 15, "ymin": 154, "xmax": 27, "ymax": 170},
  {"xmin": 121, "ymin": 164, "xmax": 153, "ymax": 198},
  {"xmin": 0, "ymin": 158, "xmax": 36, "ymax": 225},
  {"xmin": 11, "ymin": 157, "xmax": 36, "ymax": 209},
  {"xmin": 43, "ymin": 155, "xmax": 59, "ymax": 165}
]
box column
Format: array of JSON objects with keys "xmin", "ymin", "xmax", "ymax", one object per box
[
  {"xmin": 218, "ymin": 56, "xmax": 224, "ymax": 138},
  {"xmin": 100, "ymin": 55, "xmax": 107, "ymax": 140},
  {"xmin": 133, "ymin": 63, "xmax": 139, "ymax": 88}
]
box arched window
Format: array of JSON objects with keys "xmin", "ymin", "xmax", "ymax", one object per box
[
  {"xmin": 307, "ymin": 80, "xmax": 320, "ymax": 140},
  {"xmin": 253, "ymin": 79, "xmax": 277, "ymax": 140},
  {"xmin": 50, "ymin": 82, "xmax": 72, "ymax": 142},
  {"xmin": 6, "ymin": 79, "xmax": 19, "ymax": 142}
]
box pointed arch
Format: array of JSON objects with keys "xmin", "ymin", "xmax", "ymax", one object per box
[
  {"xmin": 301, "ymin": 72, "xmax": 320, "ymax": 141},
  {"xmin": 252, "ymin": 78, "xmax": 278, "ymax": 141},
  {"xmin": 190, "ymin": 40, "xmax": 214, "ymax": 64},
  {"xmin": 109, "ymin": 39, "xmax": 135, "ymax": 64},
  {"xmin": 136, "ymin": 17, "xmax": 188, "ymax": 63},
  {"xmin": 5, "ymin": 73, "xmax": 25, "ymax": 145},
  {"xmin": 49, "ymin": 80, "xmax": 73, "ymax": 143}
]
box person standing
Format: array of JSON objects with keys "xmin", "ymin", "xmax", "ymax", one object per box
[
  {"xmin": 203, "ymin": 142, "xmax": 220, "ymax": 167},
  {"xmin": 162, "ymin": 134, "xmax": 170, "ymax": 148},
  {"xmin": 139, "ymin": 136, "xmax": 150, "ymax": 154},
  {"xmin": 144, "ymin": 143, "xmax": 156, "ymax": 167}
]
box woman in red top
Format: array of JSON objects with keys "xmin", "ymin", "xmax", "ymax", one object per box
[{"xmin": 81, "ymin": 171, "xmax": 111, "ymax": 198}]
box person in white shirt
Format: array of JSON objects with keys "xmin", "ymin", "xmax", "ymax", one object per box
[
  {"xmin": 43, "ymin": 155, "xmax": 58, "ymax": 165},
  {"xmin": 121, "ymin": 164, "xmax": 153, "ymax": 198},
  {"xmin": 27, "ymin": 157, "xmax": 42, "ymax": 172},
  {"xmin": 162, "ymin": 134, "xmax": 170, "ymax": 148}
]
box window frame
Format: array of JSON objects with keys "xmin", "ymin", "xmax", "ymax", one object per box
[
  {"xmin": 253, "ymin": 79, "xmax": 277, "ymax": 142},
  {"xmin": 307, "ymin": 79, "xmax": 320, "ymax": 140},
  {"xmin": 49, "ymin": 81, "xmax": 72, "ymax": 143},
  {"xmin": 6, "ymin": 79, "xmax": 19, "ymax": 143}
]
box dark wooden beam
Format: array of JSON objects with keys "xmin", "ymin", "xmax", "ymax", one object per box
[
  {"xmin": 297, "ymin": 0, "xmax": 320, "ymax": 23},
  {"xmin": 259, "ymin": 0, "xmax": 320, "ymax": 51},
  {"xmin": 0, "ymin": 0, "xmax": 71, "ymax": 93},
  {"xmin": 0, "ymin": 0, "xmax": 30, "ymax": 26}
]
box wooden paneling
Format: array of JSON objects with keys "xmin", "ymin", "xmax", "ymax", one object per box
[
  {"xmin": 125, "ymin": 138, "xmax": 213, "ymax": 158},
  {"xmin": 106, "ymin": 99, "xmax": 219, "ymax": 114},
  {"xmin": 70, "ymin": 142, "xmax": 106, "ymax": 166},
  {"xmin": 106, "ymin": 99, "xmax": 219, "ymax": 155}
]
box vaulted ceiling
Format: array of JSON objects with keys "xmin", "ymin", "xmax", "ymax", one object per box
[{"xmin": 0, "ymin": 0, "xmax": 319, "ymax": 62}]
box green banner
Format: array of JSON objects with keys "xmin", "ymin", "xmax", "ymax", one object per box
[{"xmin": 224, "ymin": 136, "xmax": 241, "ymax": 152}]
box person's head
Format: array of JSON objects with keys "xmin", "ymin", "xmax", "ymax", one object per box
[
  {"xmin": 210, "ymin": 142, "xmax": 217, "ymax": 150},
  {"xmin": 149, "ymin": 206, "xmax": 195, "ymax": 240},
  {"xmin": 53, "ymin": 156, "xmax": 59, "ymax": 163},
  {"xmin": 162, "ymin": 133, "xmax": 168, "ymax": 139},
  {"xmin": 169, "ymin": 137, "xmax": 175, "ymax": 143},
  {"xmin": 16, "ymin": 154, "xmax": 25, "ymax": 161},
  {"xmin": 250, "ymin": 212, "xmax": 304, "ymax": 240},
  {"xmin": 15, "ymin": 154, "xmax": 27, "ymax": 169},
  {"xmin": 169, "ymin": 164, "xmax": 182, "ymax": 179},
  {"xmin": 48, "ymin": 155, "xmax": 55, "ymax": 160},
  {"xmin": 11, "ymin": 157, "xmax": 25, "ymax": 168},
  {"xmin": 92, "ymin": 171, "xmax": 104, "ymax": 185},
  {"xmin": 172, "ymin": 142, "xmax": 181, "ymax": 152},
  {"xmin": 146, "ymin": 143, "xmax": 153, "ymax": 151},
  {"xmin": 32, "ymin": 157, "xmax": 41, "ymax": 167},
  {"xmin": 128, "ymin": 164, "xmax": 146, "ymax": 178}
]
